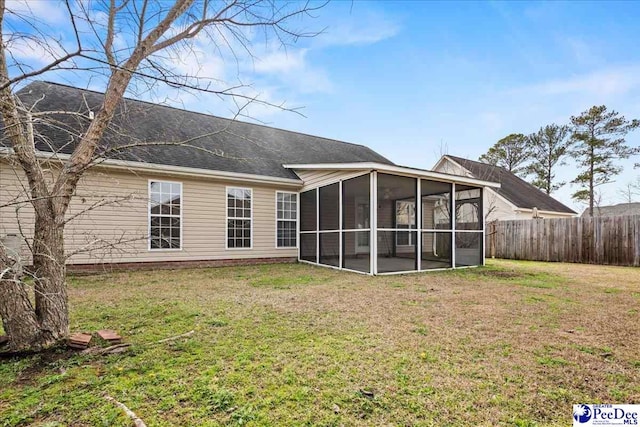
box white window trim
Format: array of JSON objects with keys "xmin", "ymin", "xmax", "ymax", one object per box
[
  {"xmin": 148, "ymin": 179, "xmax": 183, "ymax": 252},
  {"xmin": 275, "ymin": 190, "xmax": 299, "ymax": 249},
  {"xmin": 225, "ymin": 186, "xmax": 253, "ymax": 250}
]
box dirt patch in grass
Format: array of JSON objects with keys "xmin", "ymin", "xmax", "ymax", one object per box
[
  {"xmin": 1, "ymin": 347, "xmax": 79, "ymax": 386},
  {"xmin": 459, "ymin": 268, "xmax": 524, "ymax": 279},
  {"xmin": 1, "ymin": 260, "xmax": 638, "ymax": 426}
]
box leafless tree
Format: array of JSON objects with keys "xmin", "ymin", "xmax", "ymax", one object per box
[
  {"xmin": 582, "ymin": 188, "xmax": 605, "ymax": 216},
  {"xmin": 617, "ymin": 177, "xmax": 640, "ymax": 204},
  {"xmin": 0, "ymin": 0, "xmax": 325, "ymax": 352}
]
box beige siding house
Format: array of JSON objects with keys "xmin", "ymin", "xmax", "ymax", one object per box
[
  {"xmin": 1, "ymin": 162, "xmax": 301, "ymax": 266},
  {"xmin": 433, "ymin": 155, "xmax": 576, "ymax": 221},
  {"xmin": 1, "ymin": 82, "xmax": 500, "ymax": 275}
]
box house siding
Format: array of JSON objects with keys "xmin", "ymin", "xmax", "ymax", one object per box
[{"xmin": 0, "ymin": 160, "xmax": 298, "ymax": 265}]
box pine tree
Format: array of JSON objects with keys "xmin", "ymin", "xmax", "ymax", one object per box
[
  {"xmin": 526, "ymin": 124, "xmax": 572, "ymax": 194},
  {"xmin": 570, "ymin": 105, "xmax": 640, "ymax": 216},
  {"xmin": 479, "ymin": 133, "xmax": 531, "ymax": 177}
]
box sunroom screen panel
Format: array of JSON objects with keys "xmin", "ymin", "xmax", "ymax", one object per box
[
  {"xmin": 319, "ymin": 183, "xmax": 340, "ymax": 230},
  {"xmin": 300, "ymin": 189, "xmax": 317, "ymax": 232}
]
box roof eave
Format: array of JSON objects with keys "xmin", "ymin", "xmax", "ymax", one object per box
[
  {"xmin": 284, "ymin": 162, "xmax": 501, "ymax": 188},
  {"xmin": 0, "ymin": 147, "xmax": 303, "ymax": 187}
]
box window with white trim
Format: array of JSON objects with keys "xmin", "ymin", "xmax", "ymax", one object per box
[
  {"xmin": 149, "ymin": 181, "xmax": 182, "ymax": 250},
  {"xmin": 276, "ymin": 192, "xmax": 297, "ymax": 248},
  {"xmin": 227, "ymin": 187, "xmax": 252, "ymax": 248}
]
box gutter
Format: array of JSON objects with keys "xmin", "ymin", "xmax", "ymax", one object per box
[{"xmin": 0, "ymin": 147, "xmax": 304, "ymax": 187}]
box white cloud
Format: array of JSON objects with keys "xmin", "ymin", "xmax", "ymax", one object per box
[
  {"xmin": 7, "ymin": 37, "xmax": 65, "ymax": 65},
  {"xmin": 517, "ymin": 65, "xmax": 640, "ymax": 98},
  {"xmin": 251, "ymin": 47, "xmax": 332, "ymax": 94},
  {"xmin": 315, "ymin": 10, "xmax": 401, "ymax": 47},
  {"xmin": 5, "ymin": 0, "xmax": 68, "ymax": 24},
  {"xmin": 169, "ymin": 46, "xmax": 228, "ymax": 83},
  {"xmin": 254, "ymin": 49, "xmax": 308, "ymax": 74}
]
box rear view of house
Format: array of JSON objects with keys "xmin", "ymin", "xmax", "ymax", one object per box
[{"xmin": 0, "ymin": 82, "xmax": 499, "ymax": 275}]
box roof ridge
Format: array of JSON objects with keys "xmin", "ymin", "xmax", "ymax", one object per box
[
  {"xmin": 446, "ymin": 154, "xmax": 508, "ymax": 173},
  {"xmin": 603, "ymin": 201, "xmax": 640, "ymax": 207},
  {"xmin": 32, "ymin": 80, "xmax": 382, "ymax": 154}
]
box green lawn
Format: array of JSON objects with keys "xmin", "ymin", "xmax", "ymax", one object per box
[{"xmin": 1, "ymin": 260, "xmax": 639, "ymax": 426}]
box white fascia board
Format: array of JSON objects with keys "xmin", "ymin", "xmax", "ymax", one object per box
[
  {"xmin": 514, "ymin": 207, "xmax": 577, "ymax": 216},
  {"xmin": 284, "ymin": 162, "xmax": 501, "ymax": 188},
  {"xmin": 0, "ymin": 147, "xmax": 303, "ymax": 187}
]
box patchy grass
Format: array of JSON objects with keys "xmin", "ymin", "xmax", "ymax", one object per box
[{"xmin": 1, "ymin": 259, "xmax": 639, "ymax": 426}]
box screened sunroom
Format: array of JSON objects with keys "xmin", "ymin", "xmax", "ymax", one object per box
[{"xmin": 290, "ymin": 163, "xmax": 499, "ymax": 275}]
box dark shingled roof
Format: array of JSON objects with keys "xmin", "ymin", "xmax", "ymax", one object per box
[
  {"xmin": 6, "ymin": 81, "xmax": 393, "ymax": 180},
  {"xmin": 445, "ymin": 155, "xmax": 577, "ymax": 214},
  {"xmin": 581, "ymin": 202, "xmax": 640, "ymax": 217}
]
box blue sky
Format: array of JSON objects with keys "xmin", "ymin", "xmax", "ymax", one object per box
[
  {"xmin": 8, "ymin": 0, "xmax": 640, "ymax": 212},
  {"xmin": 269, "ymin": 1, "xmax": 640, "ymax": 212}
]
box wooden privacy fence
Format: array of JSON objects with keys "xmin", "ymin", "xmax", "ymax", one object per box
[{"xmin": 487, "ymin": 215, "xmax": 640, "ymax": 267}]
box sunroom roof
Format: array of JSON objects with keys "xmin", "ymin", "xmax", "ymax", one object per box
[{"xmin": 283, "ymin": 162, "xmax": 501, "ymax": 189}]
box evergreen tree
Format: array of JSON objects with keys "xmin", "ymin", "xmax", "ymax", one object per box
[
  {"xmin": 569, "ymin": 105, "xmax": 639, "ymax": 216},
  {"xmin": 526, "ymin": 124, "xmax": 572, "ymax": 194},
  {"xmin": 479, "ymin": 133, "xmax": 530, "ymax": 177}
]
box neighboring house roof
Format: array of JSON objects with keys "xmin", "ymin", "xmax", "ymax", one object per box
[
  {"xmin": 4, "ymin": 81, "xmax": 393, "ymax": 180},
  {"xmin": 581, "ymin": 202, "xmax": 640, "ymax": 217},
  {"xmin": 441, "ymin": 155, "xmax": 577, "ymax": 214}
]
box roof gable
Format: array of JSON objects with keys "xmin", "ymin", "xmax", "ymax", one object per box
[
  {"xmin": 443, "ymin": 155, "xmax": 576, "ymax": 214},
  {"xmin": 6, "ymin": 81, "xmax": 393, "ymax": 180}
]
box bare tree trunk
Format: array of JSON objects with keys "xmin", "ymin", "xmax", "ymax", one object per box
[
  {"xmin": 0, "ymin": 274, "xmax": 42, "ymax": 351},
  {"xmin": 32, "ymin": 213, "xmax": 68, "ymax": 343},
  {"xmin": 589, "ymin": 145, "xmax": 595, "ymax": 217},
  {"xmin": 0, "ymin": 215, "xmax": 67, "ymax": 351},
  {"xmin": 546, "ymin": 158, "xmax": 552, "ymax": 195}
]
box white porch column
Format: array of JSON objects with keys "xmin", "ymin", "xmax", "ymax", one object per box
[
  {"xmin": 316, "ymin": 187, "xmax": 320, "ymax": 264},
  {"xmin": 481, "ymin": 187, "xmax": 486, "ymax": 266},
  {"xmin": 416, "ymin": 178, "xmax": 421, "ymax": 271},
  {"xmin": 370, "ymin": 171, "xmax": 377, "ymax": 275},
  {"xmin": 451, "ymin": 182, "xmax": 456, "ymax": 269},
  {"xmin": 339, "ymin": 180, "xmax": 343, "ymax": 270}
]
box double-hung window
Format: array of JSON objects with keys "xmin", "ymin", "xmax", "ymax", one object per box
[
  {"xmin": 227, "ymin": 187, "xmax": 252, "ymax": 248},
  {"xmin": 276, "ymin": 192, "xmax": 297, "ymax": 248},
  {"xmin": 149, "ymin": 181, "xmax": 182, "ymax": 250}
]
